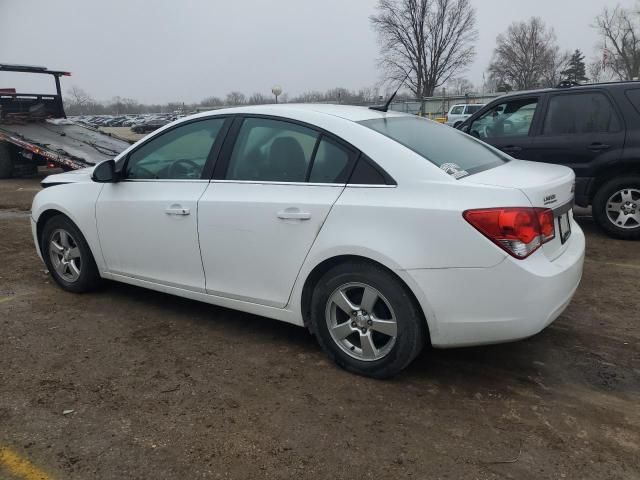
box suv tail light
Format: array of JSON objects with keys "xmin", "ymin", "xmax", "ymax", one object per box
[{"xmin": 463, "ymin": 207, "xmax": 556, "ymax": 259}]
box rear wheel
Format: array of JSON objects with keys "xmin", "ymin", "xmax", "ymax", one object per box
[
  {"xmin": 593, "ymin": 176, "xmax": 640, "ymax": 240},
  {"xmin": 310, "ymin": 261, "xmax": 426, "ymax": 378},
  {"xmin": 41, "ymin": 215, "xmax": 102, "ymax": 292},
  {"xmin": 0, "ymin": 143, "xmax": 14, "ymax": 179}
]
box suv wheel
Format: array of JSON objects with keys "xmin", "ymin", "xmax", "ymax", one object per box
[
  {"xmin": 310, "ymin": 261, "xmax": 426, "ymax": 378},
  {"xmin": 592, "ymin": 175, "xmax": 640, "ymax": 240}
]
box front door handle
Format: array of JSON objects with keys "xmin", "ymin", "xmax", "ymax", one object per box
[
  {"xmin": 165, "ymin": 205, "xmax": 190, "ymax": 216},
  {"xmin": 501, "ymin": 145, "xmax": 522, "ymax": 153},
  {"xmin": 277, "ymin": 208, "xmax": 311, "ymax": 221},
  {"xmin": 588, "ymin": 143, "xmax": 611, "ymax": 151}
]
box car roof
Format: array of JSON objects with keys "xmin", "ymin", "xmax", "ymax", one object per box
[
  {"xmin": 496, "ymin": 81, "xmax": 640, "ymax": 100},
  {"xmin": 193, "ymin": 103, "xmax": 411, "ymax": 122}
]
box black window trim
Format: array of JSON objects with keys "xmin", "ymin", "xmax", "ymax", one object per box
[
  {"xmin": 210, "ymin": 113, "xmax": 396, "ymax": 186},
  {"xmin": 539, "ymin": 88, "xmax": 625, "ymax": 137},
  {"xmin": 347, "ymin": 153, "xmax": 397, "ymax": 186},
  {"xmin": 117, "ymin": 115, "xmax": 234, "ymax": 181}
]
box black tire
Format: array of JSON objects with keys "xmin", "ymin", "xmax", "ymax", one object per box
[
  {"xmin": 310, "ymin": 261, "xmax": 427, "ymax": 379},
  {"xmin": 592, "ymin": 175, "xmax": 640, "ymax": 240},
  {"xmin": 453, "ymin": 121, "xmax": 463, "ymax": 129},
  {"xmin": 41, "ymin": 215, "xmax": 102, "ymax": 293},
  {"xmin": 0, "ymin": 143, "xmax": 14, "ymax": 179}
]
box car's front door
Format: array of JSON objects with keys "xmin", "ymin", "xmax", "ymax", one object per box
[
  {"xmin": 96, "ymin": 117, "xmax": 229, "ymax": 291},
  {"xmin": 198, "ymin": 116, "xmax": 357, "ymax": 308},
  {"xmin": 528, "ymin": 90, "xmax": 625, "ymax": 177},
  {"xmin": 466, "ymin": 96, "xmax": 542, "ymax": 159}
]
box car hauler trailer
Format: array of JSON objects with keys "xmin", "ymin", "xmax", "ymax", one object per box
[{"xmin": 0, "ymin": 64, "xmax": 131, "ymax": 178}]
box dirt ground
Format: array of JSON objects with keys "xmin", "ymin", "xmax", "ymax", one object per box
[{"xmin": 1, "ymin": 173, "xmax": 639, "ymax": 480}]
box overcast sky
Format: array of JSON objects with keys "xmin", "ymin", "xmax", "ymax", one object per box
[{"xmin": 0, "ymin": 0, "xmax": 633, "ymax": 104}]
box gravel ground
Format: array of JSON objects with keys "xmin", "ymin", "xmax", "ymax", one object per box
[{"xmin": 0, "ymin": 173, "xmax": 639, "ymax": 479}]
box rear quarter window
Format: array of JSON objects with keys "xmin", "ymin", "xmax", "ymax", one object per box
[{"xmin": 358, "ymin": 116, "xmax": 507, "ymax": 178}]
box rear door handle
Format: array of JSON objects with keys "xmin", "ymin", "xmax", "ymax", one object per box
[
  {"xmin": 588, "ymin": 143, "xmax": 611, "ymax": 151},
  {"xmin": 501, "ymin": 145, "xmax": 522, "ymax": 153},
  {"xmin": 165, "ymin": 205, "xmax": 190, "ymax": 216},
  {"xmin": 277, "ymin": 208, "xmax": 311, "ymax": 220}
]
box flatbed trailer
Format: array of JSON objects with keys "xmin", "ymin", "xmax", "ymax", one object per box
[{"xmin": 0, "ymin": 64, "xmax": 131, "ymax": 178}]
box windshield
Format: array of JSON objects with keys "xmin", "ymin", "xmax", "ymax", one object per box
[{"xmin": 358, "ymin": 116, "xmax": 507, "ymax": 178}]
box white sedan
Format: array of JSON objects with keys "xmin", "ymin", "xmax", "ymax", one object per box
[{"xmin": 31, "ymin": 104, "xmax": 585, "ymax": 378}]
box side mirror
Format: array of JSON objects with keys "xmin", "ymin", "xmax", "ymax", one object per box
[{"xmin": 92, "ymin": 159, "xmax": 118, "ymax": 183}]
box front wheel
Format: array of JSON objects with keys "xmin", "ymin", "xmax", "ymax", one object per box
[
  {"xmin": 41, "ymin": 215, "xmax": 102, "ymax": 292},
  {"xmin": 310, "ymin": 261, "xmax": 427, "ymax": 378},
  {"xmin": 592, "ymin": 176, "xmax": 640, "ymax": 240}
]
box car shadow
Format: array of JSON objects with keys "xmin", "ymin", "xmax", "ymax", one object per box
[{"xmin": 99, "ymin": 277, "xmax": 639, "ymax": 397}]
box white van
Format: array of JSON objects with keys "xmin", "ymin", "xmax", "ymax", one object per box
[{"xmin": 445, "ymin": 104, "xmax": 485, "ymax": 127}]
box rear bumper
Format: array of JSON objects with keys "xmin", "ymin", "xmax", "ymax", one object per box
[{"xmin": 406, "ymin": 220, "xmax": 585, "ymax": 348}]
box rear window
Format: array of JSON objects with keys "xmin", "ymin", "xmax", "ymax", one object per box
[{"xmin": 358, "ymin": 116, "xmax": 507, "ymax": 178}]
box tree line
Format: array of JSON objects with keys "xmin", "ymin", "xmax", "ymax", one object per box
[
  {"xmin": 64, "ymin": 86, "xmax": 406, "ymax": 116},
  {"xmin": 64, "ymin": 1, "xmax": 640, "ymax": 115},
  {"xmin": 371, "ymin": 0, "xmax": 636, "ymax": 98}
]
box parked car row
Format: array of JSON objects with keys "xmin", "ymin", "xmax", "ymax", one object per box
[{"xmin": 72, "ymin": 113, "xmax": 181, "ymax": 131}]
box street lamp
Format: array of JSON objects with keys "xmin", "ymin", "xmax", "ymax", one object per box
[{"xmin": 272, "ymin": 85, "xmax": 282, "ymax": 104}]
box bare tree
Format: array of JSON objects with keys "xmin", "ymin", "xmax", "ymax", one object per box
[
  {"xmin": 225, "ymin": 91, "xmax": 246, "ymax": 105},
  {"xmin": 370, "ymin": 0, "xmax": 477, "ymax": 100},
  {"xmin": 64, "ymin": 86, "xmax": 94, "ymax": 114},
  {"xmin": 248, "ymin": 93, "xmax": 270, "ymax": 105},
  {"xmin": 594, "ymin": 5, "xmax": 640, "ymax": 80},
  {"xmin": 541, "ymin": 49, "xmax": 570, "ymax": 87},
  {"xmin": 200, "ymin": 96, "xmax": 223, "ymax": 107},
  {"xmin": 488, "ymin": 17, "xmax": 565, "ymax": 90},
  {"xmin": 446, "ymin": 77, "xmax": 474, "ymax": 95},
  {"xmin": 588, "ymin": 58, "xmax": 616, "ymax": 83}
]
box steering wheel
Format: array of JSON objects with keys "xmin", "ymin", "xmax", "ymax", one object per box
[
  {"xmin": 131, "ymin": 165, "xmax": 157, "ymax": 179},
  {"xmin": 168, "ymin": 159, "xmax": 200, "ymax": 178}
]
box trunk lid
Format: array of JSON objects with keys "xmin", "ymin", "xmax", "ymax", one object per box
[{"xmin": 461, "ymin": 160, "xmax": 575, "ymax": 260}]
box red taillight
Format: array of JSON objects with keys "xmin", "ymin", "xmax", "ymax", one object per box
[
  {"xmin": 463, "ymin": 207, "xmax": 556, "ymax": 259},
  {"xmin": 537, "ymin": 208, "xmax": 555, "ymax": 243}
]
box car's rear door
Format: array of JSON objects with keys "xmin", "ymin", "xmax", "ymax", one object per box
[
  {"xmin": 197, "ymin": 116, "xmax": 357, "ymax": 308},
  {"xmin": 96, "ymin": 117, "xmax": 231, "ymax": 291},
  {"xmin": 528, "ymin": 89, "xmax": 625, "ymax": 178},
  {"xmin": 466, "ymin": 96, "xmax": 542, "ymax": 159}
]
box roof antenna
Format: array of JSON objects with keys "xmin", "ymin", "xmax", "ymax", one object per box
[{"xmin": 370, "ymin": 71, "xmax": 411, "ymax": 112}]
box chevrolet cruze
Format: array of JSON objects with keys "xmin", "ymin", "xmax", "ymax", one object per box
[{"xmin": 31, "ymin": 105, "xmax": 585, "ymax": 378}]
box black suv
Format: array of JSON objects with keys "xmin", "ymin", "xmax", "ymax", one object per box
[{"xmin": 458, "ymin": 82, "xmax": 640, "ymax": 239}]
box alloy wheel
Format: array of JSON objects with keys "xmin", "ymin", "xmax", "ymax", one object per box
[
  {"xmin": 606, "ymin": 188, "xmax": 640, "ymax": 230},
  {"xmin": 325, "ymin": 282, "xmax": 398, "ymax": 362},
  {"xmin": 49, "ymin": 229, "xmax": 82, "ymax": 282}
]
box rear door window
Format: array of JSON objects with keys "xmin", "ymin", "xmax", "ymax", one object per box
[
  {"xmin": 308, "ymin": 137, "xmax": 352, "ymax": 183},
  {"xmin": 226, "ymin": 118, "xmax": 318, "ymax": 182},
  {"xmin": 542, "ymin": 92, "xmax": 621, "ymax": 135},
  {"xmin": 464, "ymin": 105, "xmax": 483, "ymax": 115}
]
